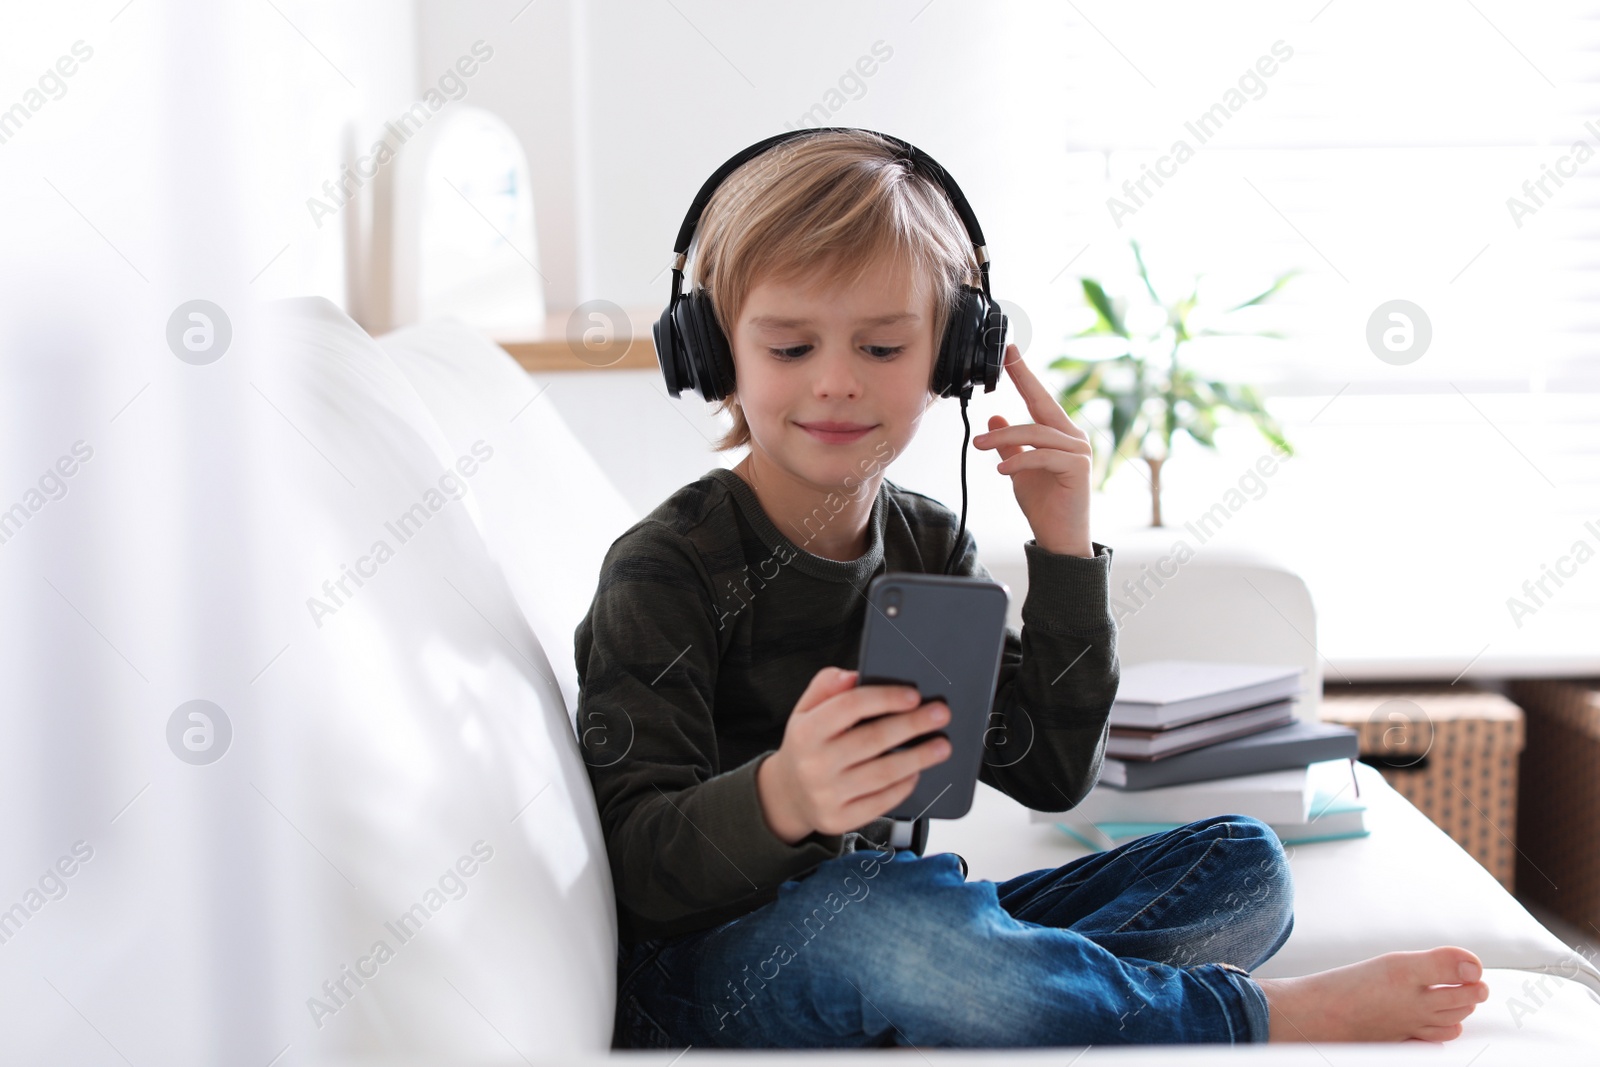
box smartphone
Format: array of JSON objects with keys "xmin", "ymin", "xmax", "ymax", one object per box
[{"xmin": 853, "ymin": 572, "xmax": 1010, "ymax": 820}]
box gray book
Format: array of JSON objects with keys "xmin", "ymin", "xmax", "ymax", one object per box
[
  {"xmin": 1111, "ymin": 660, "xmax": 1305, "ymax": 729},
  {"xmin": 1097, "ymin": 718, "xmax": 1359, "ymax": 791},
  {"xmin": 1107, "ymin": 699, "xmax": 1297, "ymax": 760}
]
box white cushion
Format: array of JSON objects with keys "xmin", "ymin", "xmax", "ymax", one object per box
[
  {"xmin": 254, "ymin": 297, "xmax": 616, "ymax": 1057},
  {"xmin": 373, "ymin": 318, "xmax": 638, "ymax": 720}
]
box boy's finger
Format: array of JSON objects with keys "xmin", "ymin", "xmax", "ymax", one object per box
[
  {"xmin": 816, "ymin": 682, "xmax": 921, "ymax": 738},
  {"xmin": 1002, "ymin": 344, "xmax": 1074, "ymax": 434},
  {"xmin": 986, "ymin": 415, "xmax": 1026, "ymax": 461},
  {"xmin": 796, "ymin": 667, "xmax": 857, "ymax": 714}
]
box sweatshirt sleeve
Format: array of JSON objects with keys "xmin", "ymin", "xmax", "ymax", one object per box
[
  {"xmin": 952, "ymin": 533, "xmax": 1120, "ymax": 813},
  {"xmin": 573, "ymin": 522, "xmax": 844, "ymax": 943}
]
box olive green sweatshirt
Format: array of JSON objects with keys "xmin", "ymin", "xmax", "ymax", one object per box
[{"xmin": 573, "ymin": 466, "xmax": 1118, "ymax": 947}]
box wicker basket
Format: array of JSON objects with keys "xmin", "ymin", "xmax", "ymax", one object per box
[
  {"xmin": 1505, "ymin": 679, "xmax": 1600, "ymax": 935},
  {"xmin": 1320, "ymin": 684, "xmax": 1525, "ymax": 893}
]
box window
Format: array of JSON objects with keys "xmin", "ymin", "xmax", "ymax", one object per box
[
  {"xmin": 1014, "ymin": 1, "xmax": 1600, "ymax": 672},
  {"xmin": 418, "ymin": 106, "xmax": 545, "ymax": 335}
]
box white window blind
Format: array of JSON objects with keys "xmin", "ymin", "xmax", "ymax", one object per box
[
  {"xmin": 1017, "ymin": 0, "xmax": 1600, "ymax": 392},
  {"xmin": 997, "ymin": 0, "xmax": 1600, "ymax": 675}
]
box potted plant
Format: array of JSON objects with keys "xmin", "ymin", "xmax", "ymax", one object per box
[{"xmin": 1050, "ymin": 239, "xmax": 1296, "ymax": 527}]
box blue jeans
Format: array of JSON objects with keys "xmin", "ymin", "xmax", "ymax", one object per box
[{"xmin": 613, "ymin": 814, "xmax": 1294, "ymax": 1048}]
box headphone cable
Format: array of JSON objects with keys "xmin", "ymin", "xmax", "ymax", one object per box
[
  {"xmin": 942, "ymin": 390, "xmax": 972, "ymax": 575},
  {"xmin": 903, "ymin": 388, "xmax": 971, "ymax": 859}
]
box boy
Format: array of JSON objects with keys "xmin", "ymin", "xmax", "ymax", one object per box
[{"xmin": 574, "ymin": 129, "xmax": 1489, "ymax": 1048}]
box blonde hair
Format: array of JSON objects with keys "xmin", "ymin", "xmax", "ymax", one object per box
[{"xmin": 686, "ymin": 130, "xmax": 980, "ymax": 452}]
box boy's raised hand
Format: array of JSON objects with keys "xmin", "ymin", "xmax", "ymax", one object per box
[{"xmin": 972, "ymin": 342, "xmax": 1095, "ymax": 559}]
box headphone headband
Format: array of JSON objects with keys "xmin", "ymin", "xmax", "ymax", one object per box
[
  {"xmin": 653, "ymin": 127, "xmax": 1007, "ymax": 409},
  {"xmin": 668, "ymin": 128, "xmax": 991, "ymax": 295}
]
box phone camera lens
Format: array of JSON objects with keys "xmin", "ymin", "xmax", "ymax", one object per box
[{"xmin": 884, "ymin": 587, "xmax": 902, "ymax": 617}]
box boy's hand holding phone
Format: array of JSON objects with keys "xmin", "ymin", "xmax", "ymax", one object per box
[{"xmin": 757, "ymin": 667, "xmax": 950, "ymax": 845}]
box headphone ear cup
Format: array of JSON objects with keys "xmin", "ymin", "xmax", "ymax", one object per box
[
  {"xmin": 934, "ymin": 286, "xmax": 987, "ymax": 398},
  {"xmin": 673, "ymin": 290, "xmax": 735, "ymax": 402},
  {"xmin": 979, "ymin": 299, "xmax": 1009, "ymax": 391},
  {"xmin": 696, "ymin": 292, "xmax": 737, "ymax": 402},
  {"xmin": 653, "ymin": 304, "xmax": 687, "ymax": 397},
  {"xmin": 670, "ymin": 294, "xmax": 713, "ymax": 402}
]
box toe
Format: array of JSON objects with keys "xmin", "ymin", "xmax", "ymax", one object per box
[
  {"xmin": 1414, "ymin": 1021, "xmax": 1465, "ymax": 1043},
  {"xmin": 1431, "ymin": 1002, "xmax": 1480, "ymax": 1026},
  {"xmin": 1407, "ymin": 946, "xmax": 1481, "ymax": 986},
  {"xmin": 1424, "ymin": 981, "xmax": 1488, "ymax": 1014}
]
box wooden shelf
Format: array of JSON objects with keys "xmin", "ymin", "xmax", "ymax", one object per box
[{"xmin": 494, "ymin": 307, "xmax": 661, "ymax": 373}]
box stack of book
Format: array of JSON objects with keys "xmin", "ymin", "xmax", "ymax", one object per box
[
  {"xmin": 1037, "ymin": 757, "xmax": 1369, "ymax": 850},
  {"xmin": 1029, "ymin": 661, "xmax": 1367, "ymax": 850},
  {"xmin": 1099, "ymin": 660, "xmax": 1356, "ymax": 788}
]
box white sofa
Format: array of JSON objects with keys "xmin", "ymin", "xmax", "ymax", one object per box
[
  {"xmin": 23, "ymin": 298, "xmax": 1585, "ymax": 1065},
  {"xmin": 369, "ymin": 304, "xmax": 1600, "ymax": 1062}
]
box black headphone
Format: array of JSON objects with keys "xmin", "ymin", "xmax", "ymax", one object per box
[{"xmin": 653, "ymin": 128, "xmax": 1009, "ymax": 575}]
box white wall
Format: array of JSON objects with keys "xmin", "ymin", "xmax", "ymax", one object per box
[
  {"xmin": 414, "ymin": 0, "xmax": 584, "ymax": 311},
  {"xmin": 231, "ymin": 1, "xmax": 421, "ymax": 306},
  {"xmin": 410, "ymin": 1, "xmax": 1074, "ymax": 548}
]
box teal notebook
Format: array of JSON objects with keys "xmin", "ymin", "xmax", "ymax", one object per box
[{"xmin": 1051, "ymin": 779, "xmax": 1369, "ymax": 851}]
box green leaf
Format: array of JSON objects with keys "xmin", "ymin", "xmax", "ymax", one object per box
[
  {"xmin": 1053, "ymin": 366, "xmax": 1102, "ymax": 414},
  {"xmin": 1108, "ymin": 391, "xmax": 1143, "ymax": 456},
  {"xmin": 1180, "ymin": 406, "xmax": 1219, "ymax": 450},
  {"xmin": 1209, "ymin": 380, "xmax": 1270, "ymax": 417},
  {"xmin": 1130, "ymin": 239, "xmax": 1162, "ymax": 306},
  {"xmin": 1081, "ymin": 278, "xmax": 1128, "ymax": 338},
  {"xmin": 1227, "ymin": 269, "xmax": 1300, "ymax": 311},
  {"xmin": 1194, "ymin": 328, "xmax": 1288, "ymax": 340},
  {"xmin": 1257, "ymin": 421, "xmax": 1295, "ymax": 458},
  {"xmin": 1048, "ymin": 356, "xmax": 1092, "ymax": 372}
]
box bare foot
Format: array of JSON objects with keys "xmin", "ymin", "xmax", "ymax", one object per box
[{"xmin": 1255, "ymin": 947, "xmax": 1490, "ymax": 1043}]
